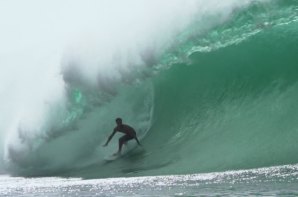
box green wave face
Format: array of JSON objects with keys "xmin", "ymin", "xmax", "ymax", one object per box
[
  {"xmin": 6, "ymin": 0, "xmax": 298, "ymax": 178},
  {"xmin": 141, "ymin": 0, "xmax": 298, "ymax": 175}
]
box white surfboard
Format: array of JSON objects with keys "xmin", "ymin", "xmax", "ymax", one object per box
[{"xmin": 104, "ymin": 153, "xmax": 122, "ymax": 161}]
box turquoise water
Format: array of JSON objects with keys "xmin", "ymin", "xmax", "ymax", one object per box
[{"xmin": 1, "ymin": 0, "xmax": 298, "ymax": 196}]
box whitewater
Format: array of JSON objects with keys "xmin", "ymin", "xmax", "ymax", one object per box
[{"xmin": 1, "ymin": 0, "xmax": 298, "ymax": 196}]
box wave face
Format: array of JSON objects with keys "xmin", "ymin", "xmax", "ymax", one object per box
[{"xmin": 1, "ymin": 0, "xmax": 298, "ymax": 177}]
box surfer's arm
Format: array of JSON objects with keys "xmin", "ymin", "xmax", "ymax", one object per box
[{"xmin": 103, "ymin": 129, "xmax": 117, "ymax": 146}]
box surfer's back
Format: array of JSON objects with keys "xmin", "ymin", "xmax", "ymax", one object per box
[{"xmin": 115, "ymin": 124, "xmax": 136, "ymax": 136}]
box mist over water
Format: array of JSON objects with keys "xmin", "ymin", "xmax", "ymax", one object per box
[{"xmin": 1, "ymin": 0, "xmax": 297, "ymax": 178}]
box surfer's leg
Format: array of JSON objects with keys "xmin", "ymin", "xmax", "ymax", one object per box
[
  {"xmin": 118, "ymin": 136, "xmax": 125, "ymax": 154},
  {"xmin": 118, "ymin": 135, "xmax": 130, "ymax": 153},
  {"xmin": 118, "ymin": 135, "xmax": 133, "ymax": 153},
  {"xmin": 134, "ymin": 137, "xmax": 141, "ymax": 146}
]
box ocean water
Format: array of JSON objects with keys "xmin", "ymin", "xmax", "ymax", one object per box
[
  {"xmin": 0, "ymin": 0, "xmax": 298, "ymax": 196},
  {"xmin": 1, "ymin": 165, "xmax": 298, "ymax": 196}
]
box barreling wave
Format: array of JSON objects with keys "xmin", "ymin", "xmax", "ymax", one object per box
[{"xmin": 3, "ymin": 0, "xmax": 298, "ymax": 178}]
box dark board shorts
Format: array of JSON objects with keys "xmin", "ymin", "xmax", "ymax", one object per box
[{"xmin": 120, "ymin": 134, "xmax": 134, "ymax": 142}]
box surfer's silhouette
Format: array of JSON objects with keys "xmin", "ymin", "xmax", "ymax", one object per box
[{"xmin": 103, "ymin": 118, "xmax": 141, "ymax": 155}]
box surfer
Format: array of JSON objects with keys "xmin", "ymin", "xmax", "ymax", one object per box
[{"xmin": 103, "ymin": 118, "xmax": 141, "ymax": 155}]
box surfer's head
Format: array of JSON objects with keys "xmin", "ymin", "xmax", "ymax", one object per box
[{"xmin": 116, "ymin": 117, "xmax": 122, "ymax": 125}]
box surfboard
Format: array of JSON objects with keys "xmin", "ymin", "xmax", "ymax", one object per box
[
  {"xmin": 103, "ymin": 141, "xmax": 143, "ymax": 162},
  {"xmin": 104, "ymin": 153, "xmax": 122, "ymax": 161}
]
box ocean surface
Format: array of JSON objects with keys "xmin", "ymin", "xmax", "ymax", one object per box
[
  {"xmin": 0, "ymin": 0, "xmax": 298, "ymax": 196},
  {"xmin": 1, "ymin": 164, "xmax": 298, "ymax": 196}
]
